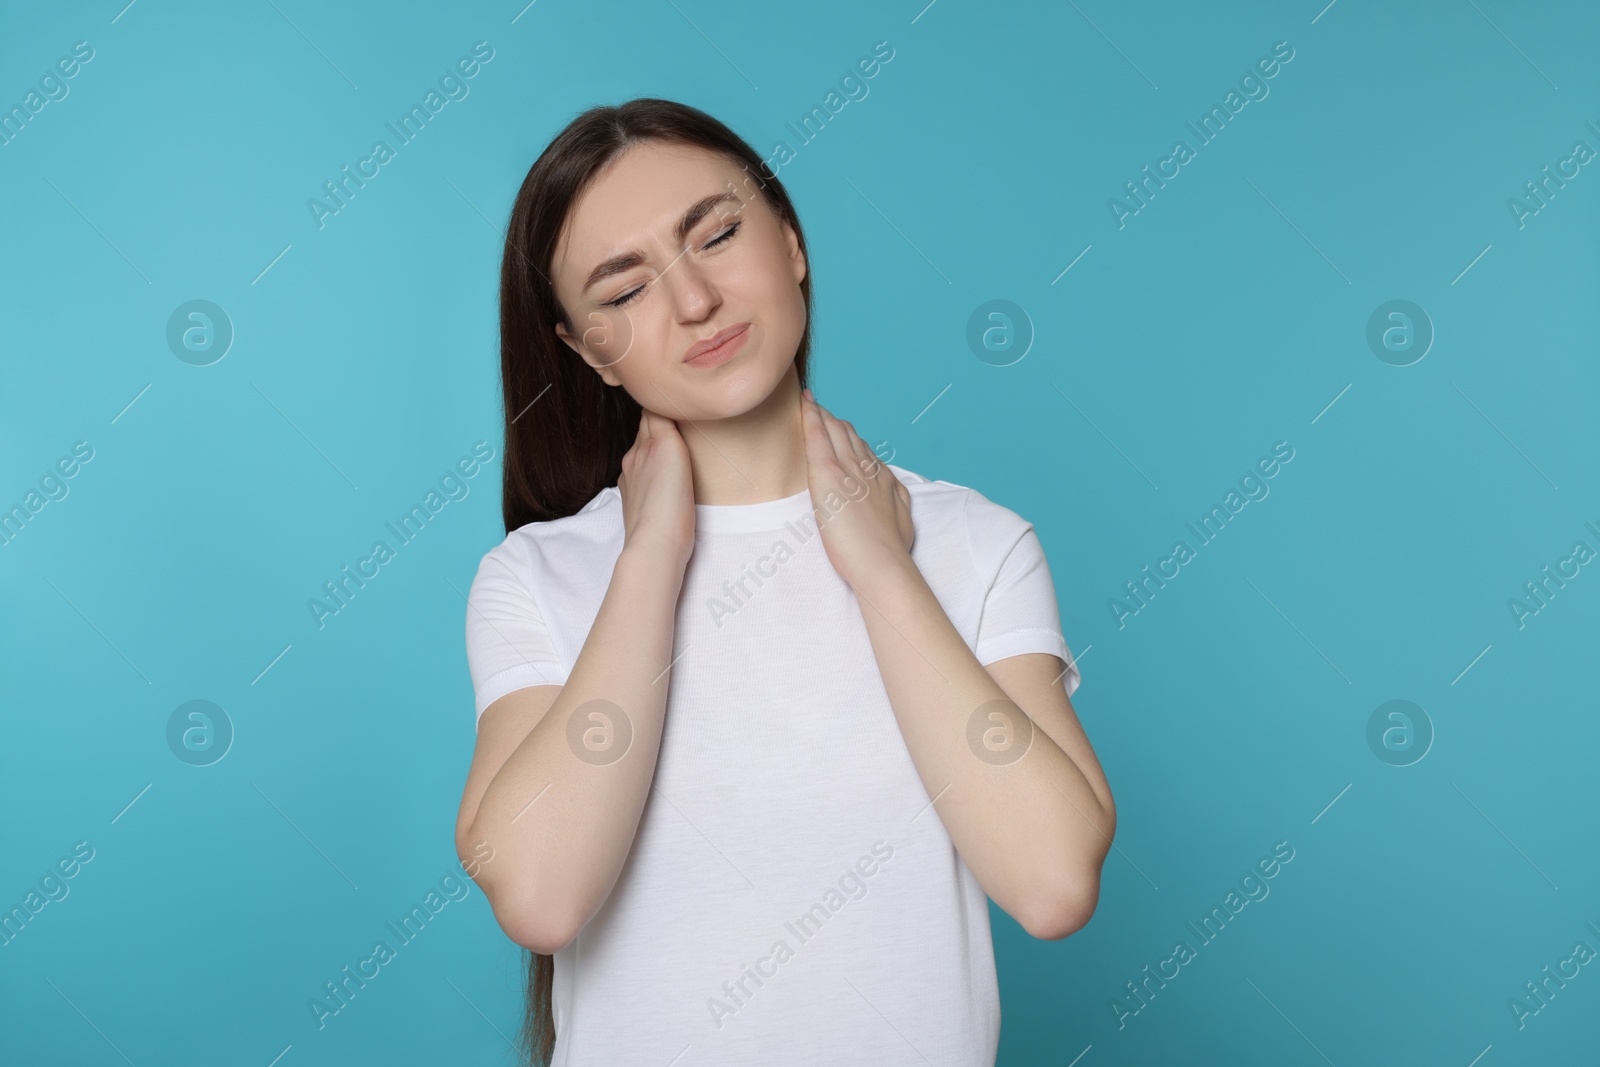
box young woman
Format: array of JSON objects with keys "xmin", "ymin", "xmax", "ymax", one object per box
[{"xmin": 454, "ymin": 98, "xmax": 1115, "ymax": 1066}]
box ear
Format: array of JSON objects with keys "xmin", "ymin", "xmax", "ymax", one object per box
[
  {"xmin": 555, "ymin": 318, "xmax": 623, "ymax": 388},
  {"xmin": 782, "ymin": 217, "xmax": 807, "ymax": 286}
]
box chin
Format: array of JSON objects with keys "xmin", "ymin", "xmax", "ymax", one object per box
[
  {"xmin": 692, "ymin": 377, "xmax": 779, "ymax": 420},
  {"xmin": 689, "ymin": 357, "xmax": 796, "ymax": 420}
]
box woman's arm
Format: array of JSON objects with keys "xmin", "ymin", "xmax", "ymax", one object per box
[
  {"xmin": 454, "ymin": 542, "xmax": 685, "ymax": 954},
  {"xmin": 851, "ymin": 561, "xmax": 1114, "ymax": 940},
  {"xmin": 798, "ymin": 389, "xmax": 1114, "ymax": 940},
  {"xmin": 456, "ymin": 409, "xmax": 696, "ymax": 954}
]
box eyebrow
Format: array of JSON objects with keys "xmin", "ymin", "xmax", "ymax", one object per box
[{"xmin": 580, "ymin": 191, "xmax": 742, "ymax": 296}]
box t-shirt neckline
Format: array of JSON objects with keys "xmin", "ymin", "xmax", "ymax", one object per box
[{"xmin": 693, "ymin": 486, "xmax": 813, "ymax": 534}]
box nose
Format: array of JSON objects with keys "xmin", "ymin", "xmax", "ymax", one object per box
[{"xmin": 660, "ymin": 253, "xmax": 720, "ymax": 323}]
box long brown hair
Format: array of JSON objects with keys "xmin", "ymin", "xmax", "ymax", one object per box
[
  {"xmin": 495, "ymin": 98, "xmax": 814, "ymax": 1064},
  {"xmin": 499, "ymin": 97, "xmax": 814, "ymax": 534}
]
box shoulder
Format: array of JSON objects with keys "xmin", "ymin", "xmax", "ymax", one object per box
[
  {"xmin": 470, "ymin": 485, "xmax": 623, "ymax": 593},
  {"xmin": 888, "ymin": 462, "xmax": 1031, "ymax": 535},
  {"xmin": 891, "ymin": 464, "xmax": 1042, "ymax": 580},
  {"xmin": 888, "ymin": 464, "xmax": 1038, "ymax": 573},
  {"xmin": 885, "ymin": 462, "xmax": 965, "ymax": 509}
]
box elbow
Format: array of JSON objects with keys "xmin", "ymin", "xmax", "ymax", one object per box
[
  {"xmin": 1025, "ymin": 799, "xmax": 1115, "ymax": 940},
  {"xmin": 456, "ymin": 824, "xmax": 581, "ymax": 954},
  {"xmin": 493, "ymin": 890, "xmax": 580, "ymax": 955},
  {"xmin": 1023, "ymin": 865, "xmax": 1104, "ymax": 941},
  {"xmin": 481, "ymin": 874, "xmax": 584, "ymax": 954}
]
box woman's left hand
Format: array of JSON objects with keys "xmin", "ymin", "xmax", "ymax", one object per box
[{"xmin": 800, "ymin": 387, "xmax": 915, "ymax": 589}]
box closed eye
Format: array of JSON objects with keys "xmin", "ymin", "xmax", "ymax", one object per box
[
  {"xmin": 601, "ymin": 221, "xmax": 743, "ymax": 309},
  {"xmin": 704, "ymin": 220, "xmax": 740, "ymax": 249}
]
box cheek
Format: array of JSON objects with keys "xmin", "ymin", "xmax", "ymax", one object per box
[
  {"xmin": 737, "ymin": 241, "xmax": 805, "ymax": 325},
  {"xmin": 607, "ymin": 306, "xmax": 698, "ymax": 396},
  {"xmin": 577, "ymin": 306, "xmax": 640, "ymax": 369},
  {"xmin": 763, "ymin": 258, "xmax": 807, "ymax": 338}
]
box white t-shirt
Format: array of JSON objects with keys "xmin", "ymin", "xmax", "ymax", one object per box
[{"xmin": 465, "ymin": 463, "xmax": 1079, "ymax": 1066}]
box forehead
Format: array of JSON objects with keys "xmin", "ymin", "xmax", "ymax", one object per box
[{"xmin": 553, "ymin": 141, "xmax": 744, "ymax": 282}]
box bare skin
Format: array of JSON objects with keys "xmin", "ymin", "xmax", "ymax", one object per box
[{"xmin": 455, "ymin": 141, "xmax": 1114, "ymax": 953}]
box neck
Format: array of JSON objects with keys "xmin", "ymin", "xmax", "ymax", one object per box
[{"xmin": 684, "ymin": 369, "xmax": 809, "ymax": 506}]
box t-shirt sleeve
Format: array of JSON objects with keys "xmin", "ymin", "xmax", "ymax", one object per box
[
  {"xmin": 465, "ymin": 545, "xmax": 570, "ymax": 728},
  {"xmin": 965, "ymin": 489, "xmax": 1081, "ymax": 697}
]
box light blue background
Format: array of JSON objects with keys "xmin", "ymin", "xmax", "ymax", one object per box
[{"xmin": 3, "ymin": 1, "xmax": 1598, "ymax": 1064}]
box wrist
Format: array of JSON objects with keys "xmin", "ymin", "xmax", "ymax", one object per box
[
  {"xmin": 617, "ymin": 539, "xmax": 690, "ymax": 584},
  {"xmin": 845, "ymin": 547, "xmax": 921, "ymax": 598}
]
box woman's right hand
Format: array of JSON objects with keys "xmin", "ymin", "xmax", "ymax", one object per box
[{"xmin": 617, "ymin": 408, "xmax": 696, "ymax": 569}]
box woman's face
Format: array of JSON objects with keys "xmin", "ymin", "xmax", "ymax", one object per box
[{"xmin": 551, "ymin": 141, "xmax": 808, "ymax": 421}]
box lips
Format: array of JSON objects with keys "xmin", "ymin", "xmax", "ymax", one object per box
[{"xmin": 683, "ymin": 322, "xmax": 751, "ymax": 364}]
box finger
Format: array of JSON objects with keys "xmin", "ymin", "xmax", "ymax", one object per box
[
  {"xmin": 816, "ymin": 404, "xmax": 856, "ymax": 467},
  {"xmin": 823, "ymin": 406, "xmax": 886, "ymax": 486},
  {"xmin": 841, "ymin": 423, "xmax": 875, "ymax": 468},
  {"xmin": 809, "ymin": 397, "xmax": 844, "ymax": 449},
  {"xmin": 800, "ymin": 388, "xmax": 840, "ymax": 472},
  {"xmin": 808, "ymin": 394, "xmax": 881, "ymax": 481},
  {"xmin": 828, "ymin": 407, "xmax": 865, "ymax": 453},
  {"xmin": 842, "ymin": 424, "xmax": 885, "ymax": 479}
]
